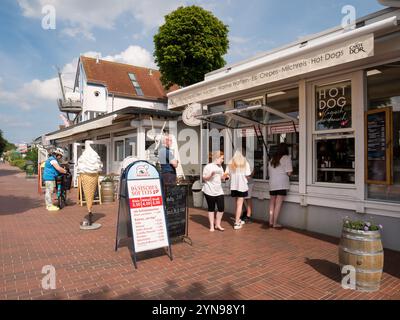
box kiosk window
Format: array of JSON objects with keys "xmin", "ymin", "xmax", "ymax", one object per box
[
  {"xmin": 366, "ymin": 63, "xmax": 400, "ymax": 202},
  {"xmin": 315, "ymin": 81, "xmax": 352, "ymax": 131},
  {"xmin": 315, "ymin": 136, "xmax": 355, "ymax": 184}
]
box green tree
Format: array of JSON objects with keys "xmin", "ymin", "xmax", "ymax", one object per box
[
  {"xmin": 0, "ymin": 130, "xmax": 16, "ymax": 157},
  {"xmin": 154, "ymin": 5, "xmax": 229, "ymax": 89}
]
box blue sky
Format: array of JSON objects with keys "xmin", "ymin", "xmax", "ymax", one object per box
[{"xmin": 0, "ymin": 0, "xmax": 384, "ymax": 143}]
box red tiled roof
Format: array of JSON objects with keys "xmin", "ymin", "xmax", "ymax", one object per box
[{"xmin": 80, "ymin": 56, "xmax": 179, "ymax": 101}]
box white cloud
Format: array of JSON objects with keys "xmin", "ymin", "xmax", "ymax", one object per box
[
  {"xmin": 102, "ymin": 45, "xmax": 157, "ymax": 69},
  {"xmin": 0, "ymin": 45, "xmax": 156, "ymax": 110},
  {"xmin": 229, "ymin": 36, "xmax": 249, "ymax": 44},
  {"xmin": 17, "ymin": 0, "xmax": 186, "ymax": 40}
]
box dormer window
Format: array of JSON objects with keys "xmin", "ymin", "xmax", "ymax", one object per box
[{"xmin": 128, "ymin": 73, "xmax": 144, "ymax": 96}]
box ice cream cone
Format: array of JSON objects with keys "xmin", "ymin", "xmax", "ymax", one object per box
[{"xmin": 80, "ymin": 173, "xmax": 99, "ymax": 212}]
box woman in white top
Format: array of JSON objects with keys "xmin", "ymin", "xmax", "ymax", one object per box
[
  {"xmin": 202, "ymin": 151, "xmax": 228, "ymax": 232},
  {"xmin": 268, "ymin": 143, "xmax": 293, "ymax": 228},
  {"xmin": 225, "ymin": 150, "xmax": 251, "ymax": 230}
]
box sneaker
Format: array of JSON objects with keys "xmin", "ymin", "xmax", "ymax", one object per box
[
  {"xmin": 240, "ymin": 219, "xmax": 245, "ymax": 225},
  {"xmin": 46, "ymin": 205, "xmax": 60, "ymax": 211},
  {"xmin": 234, "ymin": 222, "xmax": 242, "ymax": 230},
  {"xmin": 244, "ymin": 217, "xmax": 253, "ymax": 224}
]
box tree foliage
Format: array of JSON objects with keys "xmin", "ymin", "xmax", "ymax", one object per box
[
  {"xmin": 0, "ymin": 130, "xmax": 15, "ymax": 155},
  {"xmin": 154, "ymin": 5, "xmax": 229, "ymax": 89}
]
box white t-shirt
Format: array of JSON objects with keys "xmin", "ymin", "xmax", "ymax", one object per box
[
  {"xmin": 226, "ymin": 161, "xmax": 251, "ymax": 192},
  {"xmin": 268, "ymin": 155, "xmax": 293, "ymax": 191},
  {"xmin": 202, "ymin": 163, "xmax": 224, "ymax": 196}
]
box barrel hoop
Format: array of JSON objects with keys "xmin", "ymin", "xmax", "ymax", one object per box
[
  {"xmin": 339, "ymin": 263, "xmax": 383, "ymax": 273},
  {"xmin": 357, "ymin": 280, "xmax": 381, "ymax": 286},
  {"xmin": 343, "ymin": 228, "xmax": 381, "ymax": 236},
  {"xmin": 340, "ymin": 246, "xmax": 384, "ymax": 256},
  {"xmin": 341, "ymin": 234, "xmax": 381, "ymax": 242}
]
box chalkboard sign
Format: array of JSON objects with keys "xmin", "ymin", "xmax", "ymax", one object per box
[
  {"xmin": 165, "ymin": 184, "xmax": 188, "ymax": 239},
  {"xmin": 365, "ymin": 107, "xmax": 393, "ymax": 185}
]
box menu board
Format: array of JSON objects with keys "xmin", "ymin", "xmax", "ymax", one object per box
[
  {"xmin": 126, "ymin": 164, "xmax": 169, "ymax": 253},
  {"xmin": 165, "ymin": 185, "xmax": 188, "ymax": 239},
  {"xmin": 365, "ymin": 108, "xmax": 392, "ymax": 185}
]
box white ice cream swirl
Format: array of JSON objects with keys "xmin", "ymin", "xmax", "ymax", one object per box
[{"xmin": 77, "ymin": 141, "xmax": 103, "ymax": 174}]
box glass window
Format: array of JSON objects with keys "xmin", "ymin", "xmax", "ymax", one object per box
[
  {"xmin": 114, "ymin": 140, "xmax": 124, "ymax": 161},
  {"xmin": 315, "ymin": 81, "xmax": 352, "ymax": 131},
  {"xmin": 313, "ymin": 80, "xmax": 354, "ymax": 184},
  {"xmin": 315, "ymin": 136, "xmax": 355, "ymax": 184},
  {"xmin": 367, "ymin": 62, "xmax": 400, "ymax": 202},
  {"xmin": 240, "ymin": 128, "xmax": 264, "ymax": 179},
  {"xmin": 125, "ymin": 137, "xmax": 137, "ymax": 157},
  {"xmin": 128, "ymin": 73, "xmax": 144, "ymax": 96},
  {"xmin": 265, "ymin": 88, "xmax": 299, "ymax": 182}
]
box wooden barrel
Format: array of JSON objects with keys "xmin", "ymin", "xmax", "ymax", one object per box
[
  {"xmin": 101, "ymin": 182, "xmax": 115, "ymax": 203},
  {"xmin": 339, "ymin": 227, "xmax": 384, "ymax": 292}
]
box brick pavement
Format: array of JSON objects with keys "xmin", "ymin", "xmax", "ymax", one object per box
[{"xmin": 0, "ymin": 162, "xmax": 399, "ymax": 300}]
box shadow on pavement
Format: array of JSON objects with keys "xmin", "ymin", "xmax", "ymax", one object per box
[
  {"xmin": 79, "ymin": 280, "xmax": 241, "ymax": 300},
  {"xmin": 304, "ymin": 258, "xmax": 341, "ymax": 283},
  {"xmin": 0, "ymin": 168, "xmax": 21, "ymax": 177},
  {"xmin": 0, "ymin": 195, "xmax": 42, "ymax": 215},
  {"xmin": 383, "ymin": 249, "xmax": 400, "ymax": 279},
  {"xmin": 190, "ymin": 213, "xmax": 236, "ymax": 230}
]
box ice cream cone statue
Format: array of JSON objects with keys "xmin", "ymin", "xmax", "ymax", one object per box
[{"xmin": 77, "ymin": 141, "xmax": 103, "ymax": 228}]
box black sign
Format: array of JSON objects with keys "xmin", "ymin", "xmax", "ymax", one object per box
[
  {"xmin": 366, "ymin": 109, "xmax": 391, "ymax": 184},
  {"xmin": 165, "ymin": 184, "xmax": 188, "ymax": 239}
]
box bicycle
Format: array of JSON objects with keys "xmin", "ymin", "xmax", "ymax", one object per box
[{"xmin": 55, "ymin": 163, "xmax": 72, "ymax": 209}]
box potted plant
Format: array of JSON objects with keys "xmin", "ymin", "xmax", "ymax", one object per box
[
  {"xmin": 101, "ymin": 174, "xmax": 116, "ymax": 202},
  {"xmin": 339, "ymin": 217, "xmax": 384, "ymax": 292}
]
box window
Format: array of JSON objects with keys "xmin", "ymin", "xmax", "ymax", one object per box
[
  {"xmin": 366, "ymin": 62, "xmax": 400, "ymax": 202},
  {"xmin": 114, "ymin": 133, "xmax": 137, "ymax": 162},
  {"xmin": 128, "ymin": 73, "xmax": 144, "ymax": 96},
  {"xmin": 265, "ymin": 88, "xmax": 299, "ymax": 182},
  {"xmin": 313, "ymin": 80, "xmax": 354, "ymax": 184},
  {"xmin": 315, "ymin": 81, "xmax": 352, "ymax": 131},
  {"xmin": 125, "ymin": 137, "xmax": 137, "ymax": 157},
  {"xmin": 114, "ymin": 140, "xmax": 124, "ymax": 161},
  {"xmin": 315, "ymin": 135, "xmax": 355, "ymax": 184}
]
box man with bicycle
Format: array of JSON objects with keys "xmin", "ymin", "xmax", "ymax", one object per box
[{"xmin": 43, "ymin": 148, "xmax": 67, "ymax": 211}]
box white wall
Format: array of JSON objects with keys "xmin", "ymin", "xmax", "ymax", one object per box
[
  {"xmin": 82, "ymin": 83, "xmax": 108, "ymax": 113},
  {"xmin": 108, "ymin": 96, "xmax": 167, "ymax": 113}
]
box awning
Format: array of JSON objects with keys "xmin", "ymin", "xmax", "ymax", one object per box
[
  {"xmin": 197, "ymin": 105, "xmax": 298, "ymax": 129},
  {"xmin": 45, "ymin": 106, "xmax": 181, "ymax": 141}
]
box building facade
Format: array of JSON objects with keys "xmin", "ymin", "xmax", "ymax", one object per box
[{"xmin": 168, "ymin": 8, "xmax": 400, "ymax": 251}]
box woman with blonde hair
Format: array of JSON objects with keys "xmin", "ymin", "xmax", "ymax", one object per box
[
  {"xmin": 225, "ymin": 150, "xmax": 251, "ymax": 230},
  {"xmin": 202, "ymin": 151, "xmax": 228, "ymax": 232}
]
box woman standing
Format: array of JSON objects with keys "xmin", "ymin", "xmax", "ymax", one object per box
[
  {"xmin": 202, "ymin": 151, "xmax": 227, "ymax": 232},
  {"xmin": 225, "ymin": 150, "xmax": 251, "ymax": 230},
  {"xmin": 268, "ymin": 143, "xmax": 293, "ymax": 228}
]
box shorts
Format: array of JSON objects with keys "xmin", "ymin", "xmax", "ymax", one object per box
[
  {"xmin": 245, "ymin": 184, "xmax": 254, "ymax": 199},
  {"xmin": 269, "ymin": 189, "xmax": 287, "ymax": 196},
  {"xmin": 231, "ymin": 190, "xmax": 248, "ymax": 198},
  {"xmin": 204, "ymin": 194, "xmax": 225, "ymax": 212}
]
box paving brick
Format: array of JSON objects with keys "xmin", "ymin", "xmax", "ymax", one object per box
[{"xmin": 0, "ymin": 163, "xmax": 399, "ymax": 300}]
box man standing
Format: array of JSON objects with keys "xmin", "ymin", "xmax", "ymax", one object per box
[
  {"xmin": 158, "ymin": 134, "xmax": 179, "ymax": 185},
  {"xmin": 42, "ymin": 148, "xmax": 67, "ymax": 211}
]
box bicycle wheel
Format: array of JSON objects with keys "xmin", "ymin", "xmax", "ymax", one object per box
[{"xmin": 58, "ymin": 194, "xmax": 65, "ymax": 209}]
